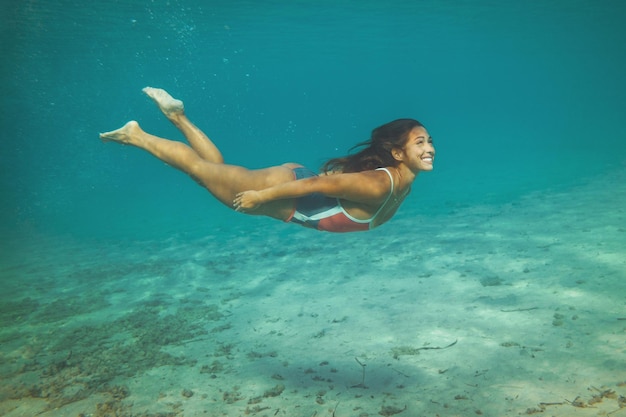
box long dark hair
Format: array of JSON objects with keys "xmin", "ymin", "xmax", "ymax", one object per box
[{"xmin": 321, "ymin": 118, "xmax": 423, "ymax": 173}]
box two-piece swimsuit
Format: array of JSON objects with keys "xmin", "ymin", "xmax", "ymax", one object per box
[{"xmin": 285, "ymin": 166, "xmax": 396, "ymax": 233}]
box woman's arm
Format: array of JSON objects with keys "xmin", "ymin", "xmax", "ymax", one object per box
[{"xmin": 233, "ymin": 170, "xmax": 391, "ymax": 212}]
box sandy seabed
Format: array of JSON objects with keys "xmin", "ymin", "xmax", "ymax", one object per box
[{"xmin": 1, "ymin": 168, "xmax": 625, "ymax": 417}]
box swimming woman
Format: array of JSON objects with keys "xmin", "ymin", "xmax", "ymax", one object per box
[{"xmin": 100, "ymin": 87, "xmax": 435, "ymax": 233}]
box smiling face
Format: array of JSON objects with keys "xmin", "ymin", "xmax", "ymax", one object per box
[{"xmin": 396, "ymin": 126, "xmax": 435, "ymax": 173}]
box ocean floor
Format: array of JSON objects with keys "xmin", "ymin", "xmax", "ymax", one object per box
[{"xmin": 1, "ymin": 168, "xmax": 625, "ymax": 417}]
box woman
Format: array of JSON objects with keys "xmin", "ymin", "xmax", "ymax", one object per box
[{"xmin": 100, "ymin": 87, "xmax": 435, "ymax": 232}]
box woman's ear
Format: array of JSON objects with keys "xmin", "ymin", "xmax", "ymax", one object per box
[{"xmin": 391, "ymin": 147, "xmax": 404, "ymax": 162}]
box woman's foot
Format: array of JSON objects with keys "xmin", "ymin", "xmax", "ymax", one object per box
[
  {"xmin": 100, "ymin": 120, "xmax": 141, "ymax": 144},
  {"xmin": 142, "ymin": 86, "xmax": 184, "ymax": 119}
]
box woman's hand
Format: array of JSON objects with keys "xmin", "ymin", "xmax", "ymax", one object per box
[{"xmin": 233, "ymin": 190, "xmax": 263, "ymax": 212}]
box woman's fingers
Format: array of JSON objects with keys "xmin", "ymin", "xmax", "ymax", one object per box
[
  {"xmin": 233, "ymin": 193, "xmax": 243, "ymax": 210},
  {"xmin": 233, "ymin": 191, "xmax": 256, "ymax": 212}
]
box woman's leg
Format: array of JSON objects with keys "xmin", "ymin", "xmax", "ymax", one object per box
[
  {"xmin": 100, "ymin": 121, "xmax": 296, "ymax": 220},
  {"xmin": 142, "ymin": 87, "xmax": 224, "ymax": 163}
]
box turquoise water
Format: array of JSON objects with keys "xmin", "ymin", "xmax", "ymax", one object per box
[
  {"xmin": 3, "ymin": 0, "xmax": 625, "ymax": 241},
  {"xmin": 2, "ymin": 1, "xmax": 626, "ymax": 416}
]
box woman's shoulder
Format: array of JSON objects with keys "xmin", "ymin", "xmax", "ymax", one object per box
[
  {"xmin": 343, "ymin": 167, "xmax": 394, "ymax": 180},
  {"xmin": 349, "ymin": 168, "xmax": 395, "ymax": 198}
]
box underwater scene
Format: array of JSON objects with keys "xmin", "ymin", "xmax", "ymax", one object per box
[{"xmin": 1, "ymin": 1, "xmax": 625, "ymax": 416}]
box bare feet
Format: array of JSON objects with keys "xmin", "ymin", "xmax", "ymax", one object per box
[
  {"xmin": 99, "ymin": 120, "xmax": 141, "ymax": 144},
  {"xmin": 142, "ymin": 86, "xmax": 184, "ymax": 118}
]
